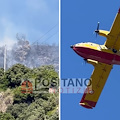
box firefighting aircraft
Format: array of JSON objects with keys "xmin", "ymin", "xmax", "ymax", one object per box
[{"xmin": 71, "ymin": 8, "xmax": 120, "ymax": 109}]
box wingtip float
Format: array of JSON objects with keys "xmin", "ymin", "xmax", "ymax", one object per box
[{"xmin": 71, "ymin": 8, "xmax": 120, "ymax": 109}]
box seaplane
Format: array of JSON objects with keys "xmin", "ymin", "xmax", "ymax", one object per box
[{"xmin": 71, "ymin": 8, "xmax": 120, "ymax": 109}]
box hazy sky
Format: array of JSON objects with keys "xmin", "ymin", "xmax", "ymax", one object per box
[{"xmin": 0, "ymin": 0, "xmax": 59, "ymax": 49}]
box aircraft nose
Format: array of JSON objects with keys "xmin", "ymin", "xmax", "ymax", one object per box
[{"xmin": 70, "ymin": 45, "xmax": 73, "ymax": 48}]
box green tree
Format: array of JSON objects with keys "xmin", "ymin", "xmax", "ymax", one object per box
[
  {"xmin": 13, "ymin": 87, "xmax": 34, "ymax": 104},
  {"xmin": 5, "ymin": 64, "xmax": 32, "ymax": 88},
  {"xmin": 17, "ymin": 99, "xmax": 45, "ymax": 120},
  {"xmin": 34, "ymin": 65, "xmax": 59, "ymax": 92},
  {"xmin": 6, "ymin": 103, "xmax": 28, "ymax": 119},
  {"xmin": 0, "ymin": 112, "xmax": 15, "ymax": 120},
  {"xmin": 0, "ymin": 68, "xmax": 8, "ymax": 90}
]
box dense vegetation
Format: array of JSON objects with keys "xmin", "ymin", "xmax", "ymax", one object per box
[{"xmin": 0, "ymin": 64, "xmax": 59, "ymax": 120}]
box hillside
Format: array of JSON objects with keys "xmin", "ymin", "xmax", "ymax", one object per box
[{"xmin": 0, "ymin": 64, "xmax": 59, "ymax": 120}]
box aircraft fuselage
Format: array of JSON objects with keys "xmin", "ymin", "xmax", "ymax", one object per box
[{"xmin": 71, "ymin": 42, "xmax": 120, "ymax": 65}]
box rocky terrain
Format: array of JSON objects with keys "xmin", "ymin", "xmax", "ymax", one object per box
[{"xmin": 0, "ymin": 89, "xmax": 13, "ymax": 113}]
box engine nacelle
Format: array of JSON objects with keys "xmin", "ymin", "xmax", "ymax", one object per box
[{"xmin": 98, "ymin": 30, "xmax": 110, "ymax": 38}]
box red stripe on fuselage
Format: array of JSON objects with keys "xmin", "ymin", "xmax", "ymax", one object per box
[{"xmin": 73, "ymin": 46, "xmax": 120, "ymax": 65}]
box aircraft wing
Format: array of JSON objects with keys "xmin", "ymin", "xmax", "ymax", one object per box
[
  {"xmin": 80, "ymin": 62, "xmax": 113, "ymax": 109},
  {"xmin": 104, "ymin": 9, "xmax": 120, "ymax": 50}
]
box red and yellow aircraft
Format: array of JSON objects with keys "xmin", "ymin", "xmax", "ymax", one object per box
[{"xmin": 71, "ymin": 8, "xmax": 120, "ymax": 109}]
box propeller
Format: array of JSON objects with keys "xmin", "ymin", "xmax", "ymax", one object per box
[{"xmin": 95, "ymin": 22, "xmax": 100, "ymax": 37}]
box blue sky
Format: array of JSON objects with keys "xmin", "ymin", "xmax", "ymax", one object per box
[
  {"xmin": 61, "ymin": 0, "xmax": 120, "ymax": 120},
  {"xmin": 0, "ymin": 0, "xmax": 59, "ymax": 49}
]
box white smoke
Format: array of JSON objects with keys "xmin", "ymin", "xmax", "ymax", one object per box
[{"xmin": 0, "ymin": 39, "xmax": 59, "ymax": 72}]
